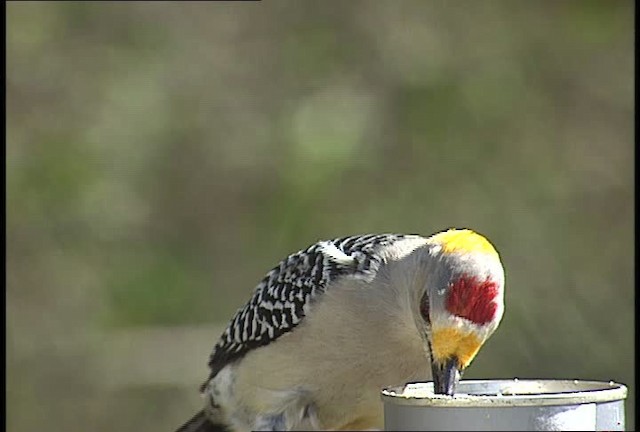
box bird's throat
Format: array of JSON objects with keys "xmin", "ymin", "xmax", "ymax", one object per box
[{"xmin": 431, "ymin": 327, "xmax": 482, "ymax": 369}]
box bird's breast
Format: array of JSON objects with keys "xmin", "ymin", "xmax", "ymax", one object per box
[{"xmin": 226, "ymin": 279, "xmax": 430, "ymax": 430}]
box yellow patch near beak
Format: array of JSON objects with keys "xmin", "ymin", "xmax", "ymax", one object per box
[{"xmin": 431, "ymin": 327, "xmax": 483, "ymax": 369}]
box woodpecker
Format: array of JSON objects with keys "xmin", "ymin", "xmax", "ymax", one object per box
[{"xmin": 176, "ymin": 228, "xmax": 505, "ymax": 432}]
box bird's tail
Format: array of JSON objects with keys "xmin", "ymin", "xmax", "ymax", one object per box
[{"xmin": 175, "ymin": 410, "xmax": 228, "ymax": 432}]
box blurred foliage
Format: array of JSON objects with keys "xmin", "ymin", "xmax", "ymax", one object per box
[{"xmin": 7, "ymin": 1, "xmax": 634, "ymax": 431}]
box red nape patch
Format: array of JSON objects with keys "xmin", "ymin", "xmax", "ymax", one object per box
[{"xmin": 445, "ymin": 276, "xmax": 499, "ymax": 325}]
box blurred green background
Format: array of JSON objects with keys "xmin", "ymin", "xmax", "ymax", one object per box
[{"xmin": 6, "ymin": 1, "xmax": 634, "ymax": 431}]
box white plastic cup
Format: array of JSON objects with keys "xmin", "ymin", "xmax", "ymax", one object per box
[{"xmin": 381, "ymin": 379, "xmax": 627, "ymax": 431}]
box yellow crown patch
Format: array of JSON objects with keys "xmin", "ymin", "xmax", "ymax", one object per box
[{"xmin": 429, "ymin": 228, "xmax": 499, "ymax": 259}]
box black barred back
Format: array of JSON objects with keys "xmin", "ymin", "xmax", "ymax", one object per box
[{"xmin": 204, "ymin": 234, "xmax": 417, "ymax": 382}]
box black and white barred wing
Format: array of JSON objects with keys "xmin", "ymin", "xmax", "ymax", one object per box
[{"xmin": 205, "ymin": 234, "xmax": 415, "ymax": 380}]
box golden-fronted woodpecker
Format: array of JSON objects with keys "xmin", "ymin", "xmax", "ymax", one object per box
[{"xmin": 176, "ymin": 228, "xmax": 505, "ymax": 432}]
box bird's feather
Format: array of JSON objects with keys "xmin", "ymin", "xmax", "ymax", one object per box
[
  {"xmin": 204, "ymin": 234, "xmax": 417, "ymax": 383},
  {"xmin": 175, "ymin": 410, "xmax": 228, "ymax": 432}
]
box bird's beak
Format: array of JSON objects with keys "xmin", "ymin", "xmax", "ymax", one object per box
[{"xmin": 431, "ymin": 356, "xmax": 460, "ymax": 395}]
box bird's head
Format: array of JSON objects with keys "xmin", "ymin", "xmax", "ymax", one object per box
[{"xmin": 416, "ymin": 228, "xmax": 505, "ymax": 395}]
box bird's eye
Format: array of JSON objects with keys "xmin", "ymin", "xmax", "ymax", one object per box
[{"xmin": 420, "ymin": 293, "xmax": 430, "ymax": 323}]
